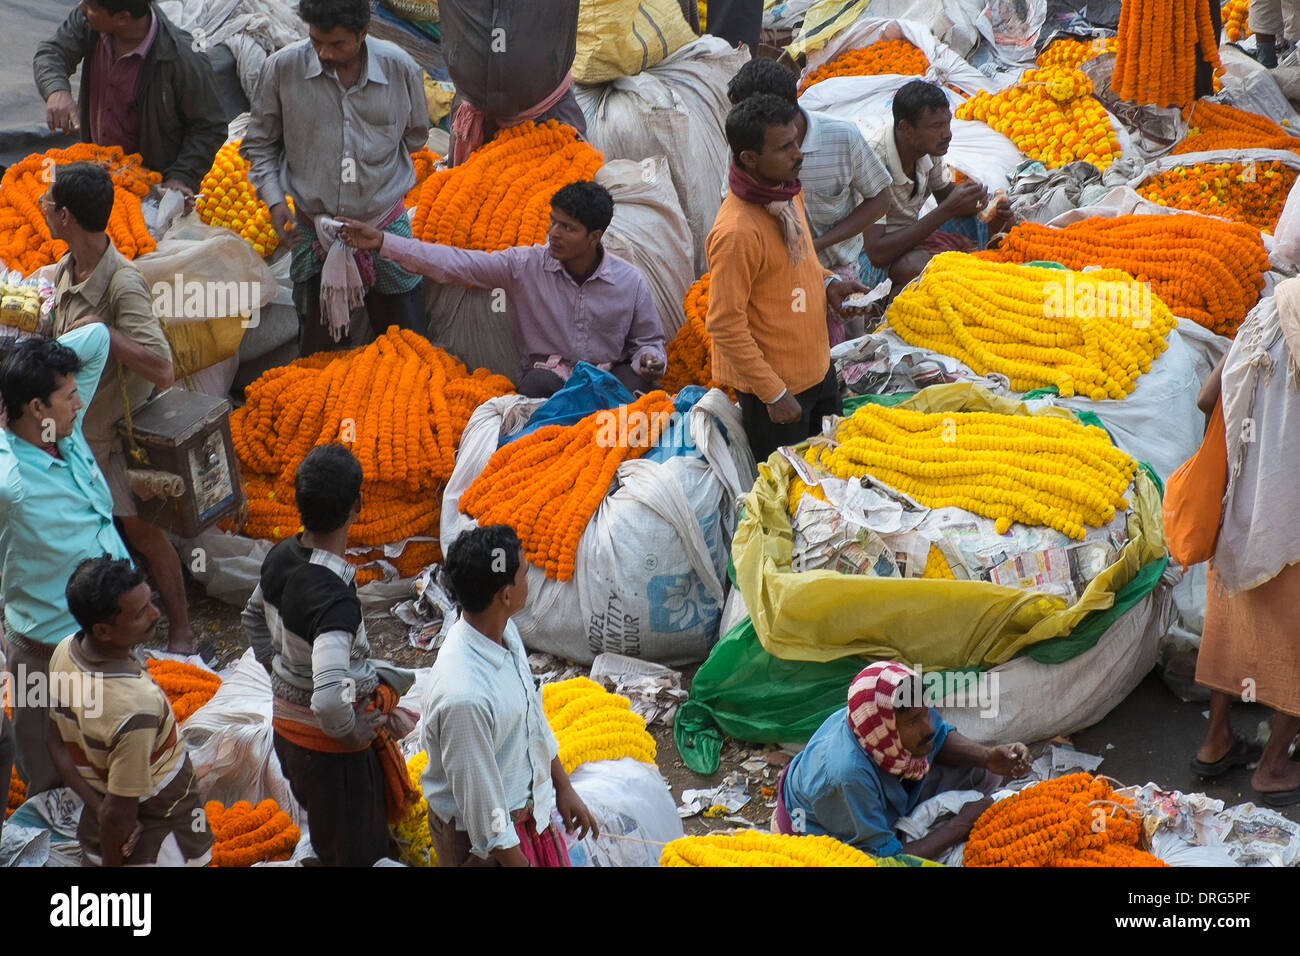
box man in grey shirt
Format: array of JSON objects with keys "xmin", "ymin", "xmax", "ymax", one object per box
[{"xmin": 241, "ymin": 0, "xmax": 430, "ymax": 355}]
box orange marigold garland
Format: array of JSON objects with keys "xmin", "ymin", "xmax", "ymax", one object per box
[
  {"xmin": 204, "ymin": 799, "xmax": 301, "ymax": 867},
  {"xmin": 0, "ymin": 143, "xmax": 159, "ymax": 276},
  {"xmin": 964, "ymin": 773, "xmax": 1167, "ymax": 867},
  {"xmin": 405, "ymin": 148, "xmax": 443, "ymax": 208},
  {"xmin": 659, "ymin": 274, "xmax": 737, "ymax": 398},
  {"xmin": 411, "ymin": 120, "xmax": 603, "ymax": 250},
  {"xmin": 1173, "ymin": 99, "xmax": 1299, "ymax": 154},
  {"xmin": 799, "ymin": 39, "xmax": 929, "ymax": 93},
  {"xmin": 7, "ymin": 767, "xmax": 25, "ymax": 818},
  {"xmin": 1112, "ymin": 0, "xmax": 1222, "ymax": 108},
  {"xmin": 1137, "ymin": 160, "xmax": 1296, "ymax": 233},
  {"xmin": 1223, "ymin": 0, "xmax": 1250, "ymax": 40},
  {"xmin": 976, "ymin": 214, "xmax": 1268, "ymax": 335},
  {"xmin": 145, "ymin": 658, "xmax": 221, "ymax": 724},
  {"xmin": 460, "ymin": 390, "xmax": 679, "ymax": 581}
]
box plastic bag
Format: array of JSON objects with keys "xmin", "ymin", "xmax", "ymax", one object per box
[
  {"xmin": 1274, "ymin": 175, "xmax": 1300, "ymax": 267},
  {"xmin": 573, "ymin": 0, "xmax": 696, "ymax": 83},
  {"xmin": 554, "ymin": 757, "xmax": 684, "ymax": 866}
]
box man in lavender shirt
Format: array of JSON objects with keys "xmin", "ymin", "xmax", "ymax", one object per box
[{"xmin": 339, "ymin": 181, "xmax": 668, "ymax": 398}]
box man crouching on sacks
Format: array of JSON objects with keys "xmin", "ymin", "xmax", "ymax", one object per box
[{"xmin": 774, "ymin": 662, "xmax": 1030, "ymax": 861}]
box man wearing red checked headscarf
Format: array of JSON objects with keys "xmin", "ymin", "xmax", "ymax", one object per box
[{"xmin": 773, "ymin": 661, "xmax": 1031, "ymax": 861}]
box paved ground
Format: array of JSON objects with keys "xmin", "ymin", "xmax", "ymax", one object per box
[{"xmin": 0, "ymin": 0, "xmax": 78, "ymax": 168}]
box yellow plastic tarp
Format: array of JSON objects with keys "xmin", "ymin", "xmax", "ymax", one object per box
[
  {"xmin": 786, "ymin": 0, "xmax": 872, "ymax": 59},
  {"xmin": 573, "ymin": 0, "xmax": 698, "ymax": 84},
  {"xmin": 731, "ymin": 384, "xmax": 1167, "ymax": 669}
]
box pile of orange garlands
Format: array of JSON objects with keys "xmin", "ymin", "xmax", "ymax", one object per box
[
  {"xmin": 1112, "ymin": 0, "xmax": 1221, "ymax": 108},
  {"xmin": 1174, "ymin": 99, "xmax": 1300, "ymax": 154},
  {"xmin": 7, "ymin": 767, "xmax": 24, "ymax": 819},
  {"xmin": 1137, "ymin": 160, "xmax": 1297, "ymax": 233},
  {"xmin": 410, "ymin": 121, "xmax": 603, "ymax": 250},
  {"xmin": 404, "ymin": 147, "xmax": 443, "ymax": 208},
  {"xmin": 205, "ymin": 799, "xmax": 301, "ymax": 867},
  {"xmin": 660, "ymin": 274, "xmax": 737, "ymax": 399},
  {"xmin": 461, "ymin": 390, "xmax": 679, "ymax": 581},
  {"xmin": 0, "ymin": 143, "xmax": 159, "ymax": 275},
  {"xmin": 964, "ymin": 773, "xmax": 1167, "ymax": 867},
  {"xmin": 145, "ymin": 659, "xmax": 221, "ymax": 724},
  {"xmin": 228, "ymin": 327, "xmax": 514, "ymax": 574},
  {"xmin": 798, "ymin": 39, "xmax": 929, "ymax": 93},
  {"xmin": 1223, "ymin": 0, "xmax": 1250, "ymax": 40},
  {"xmin": 977, "ymin": 214, "xmax": 1268, "ymax": 336},
  {"xmin": 1036, "ymin": 35, "xmax": 1117, "ymax": 68}
]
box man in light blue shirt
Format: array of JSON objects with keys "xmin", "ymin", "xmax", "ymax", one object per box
[{"xmin": 0, "ymin": 322, "xmax": 129, "ymax": 794}]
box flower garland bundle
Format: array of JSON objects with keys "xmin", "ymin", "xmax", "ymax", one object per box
[
  {"xmin": 204, "ymin": 799, "xmax": 301, "ymax": 867},
  {"xmin": 392, "ymin": 751, "xmax": 437, "ymax": 867},
  {"xmin": 1111, "ymin": 0, "xmax": 1222, "ymax": 108},
  {"xmin": 404, "ymin": 147, "xmax": 443, "ymax": 209},
  {"xmin": 954, "ymin": 67, "xmax": 1121, "ymax": 168},
  {"xmin": 886, "ymin": 252, "xmax": 1177, "ymax": 399},
  {"xmin": 410, "ymin": 120, "xmax": 603, "ymax": 250},
  {"xmin": 352, "ymin": 539, "xmax": 444, "ymax": 586},
  {"xmin": 659, "ymin": 274, "xmax": 737, "ymax": 398},
  {"xmin": 542, "ymin": 677, "xmax": 657, "ymax": 773},
  {"xmin": 1173, "ymin": 99, "xmax": 1298, "ymax": 154},
  {"xmin": 1223, "ymin": 0, "xmax": 1250, "ymax": 40},
  {"xmin": 976, "ymin": 214, "xmax": 1268, "ymax": 336},
  {"xmin": 964, "ymin": 773, "xmax": 1166, "ymax": 866},
  {"xmin": 1137, "ymin": 160, "xmax": 1297, "ymax": 233},
  {"xmin": 1035, "ymin": 36, "xmax": 1117, "ymax": 68},
  {"xmin": 228, "ymin": 327, "xmax": 514, "ymax": 548},
  {"xmin": 0, "ymin": 143, "xmax": 159, "ymax": 275},
  {"xmin": 145, "ymin": 658, "xmax": 221, "ymax": 724},
  {"xmin": 7, "ymin": 767, "xmax": 24, "ymax": 819},
  {"xmin": 798, "ymin": 39, "xmax": 929, "ymax": 93},
  {"xmin": 459, "ymin": 390, "xmax": 679, "ymax": 580},
  {"xmin": 661, "ymin": 832, "xmax": 877, "ymax": 867},
  {"xmin": 809, "ymin": 404, "xmax": 1137, "ymax": 539},
  {"xmin": 196, "ymin": 140, "xmax": 295, "ymax": 258},
  {"xmin": 922, "ymin": 544, "xmax": 956, "ymax": 578}
]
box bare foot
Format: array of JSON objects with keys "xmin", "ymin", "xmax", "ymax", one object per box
[
  {"xmin": 166, "ymin": 626, "xmax": 197, "ymax": 657},
  {"xmin": 1251, "ymin": 760, "xmax": 1300, "ymax": 794},
  {"xmin": 1195, "ymin": 730, "xmax": 1237, "ymax": 765}
]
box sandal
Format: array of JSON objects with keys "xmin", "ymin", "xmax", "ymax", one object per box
[
  {"xmin": 1260, "ymin": 786, "xmax": 1300, "ymax": 808},
  {"xmin": 1190, "ymin": 735, "xmax": 1263, "ymax": 777}
]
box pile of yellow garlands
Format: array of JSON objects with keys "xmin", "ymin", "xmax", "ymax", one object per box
[
  {"xmin": 1112, "ymin": 0, "xmax": 1221, "ymax": 108},
  {"xmin": 1137, "ymin": 160, "xmax": 1297, "ymax": 233},
  {"xmin": 955, "ymin": 66, "xmax": 1121, "ymax": 168},
  {"xmin": 1174, "ymin": 100, "xmax": 1299, "ymax": 154},
  {"xmin": 661, "ymin": 832, "xmax": 877, "ymax": 866},
  {"xmin": 197, "ymin": 141, "xmax": 291, "ymax": 258},
  {"xmin": 799, "ymin": 39, "xmax": 929, "ymax": 93},
  {"xmin": 0, "ymin": 143, "xmax": 158, "ymax": 275},
  {"xmin": 807, "ymin": 404, "xmax": 1137, "ymax": 540},
  {"xmin": 205, "ymin": 799, "xmax": 301, "ymax": 867},
  {"xmin": 886, "ymin": 252, "xmax": 1177, "ymax": 398},
  {"xmin": 542, "ymin": 677, "xmax": 656, "ymax": 774},
  {"xmin": 965, "ymin": 773, "xmax": 1166, "ymax": 866},
  {"xmin": 145, "ymin": 658, "xmax": 221, "ymax": 724},
  {"xmin": 977, "ymin": 214, "xmax": 1269, "ymax": 336},
  {"xmin": 1223, "ymin": 0, "xmax": 1251, "ymax": 40},
  {"xmin": 227, "ymin": 327, "xmax": 514, "ymax": 578},
  {"xmin": 660, "ymin": 274, "xmax": 736, "ymax": 398},
  {"xmin": 410, "ymin": 120, "xmax": 603, "ymax": 250},
  {"xmin": 7, "ymin": 767, "xmax": 24, "ymax": 819},
  {"xmin": 460, "ymin": 390, "xmax": 677, "ymax": 581},
  {"xmin": 1036, "ymin": 35, "xmax": 1117, "ymax": 68},
  {"xmin": 392, "ymin": 751, "xmax": 436, "ymax": 867}
]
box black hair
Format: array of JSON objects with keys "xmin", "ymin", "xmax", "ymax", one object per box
[
  {"xmin": 89, "ymin": 0, "xmax": 153, "ymax": 17},
  {"xmin": 725, "ymin": 93, "xmax": 800, "ymax": 161},
  {"xmin": 727, "ymin": 58, "xmax": 799, "ymax": 106},
  {"xmin": 893, "ymin": 79, "xmax": 950, "ymax": 130},
  {"xmin": 297, "ymin": 0, "xmax": 371, "ymax": 33},
  {"xmin": 551, "ymin": 181, "xmax": 614, "ymax": 233},
  {"xmin": 443, "ymin": 525, "xmax": 523, "ymax": 614},
  {"xmin": 294, "ymin": 443, "xmax": 363, "ymax": 533},
  {"xmin": 0, "ymin": 337, "xmax": 84, "ymax": 422},
  {"xmin": 66, "ymin": 556, "xmax": 146, "ymax": 635},
  {"xmin": 50, "ymin": 162, "xmax": 116, "ymax": 232}
]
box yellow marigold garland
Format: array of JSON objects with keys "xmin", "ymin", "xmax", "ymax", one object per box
[
  {"xmin": 145, "ymin": 658, "xmax": 221, "ymax": 724},
  {"xmin": 659, "ymin": 273, "xmax": 737, "ymax": 399},
  {"xmin": 196, "ymin": 140, "xmax": 293, "ymax": 258},
  {"xmin": 205, "ymin": 799, "xmax": 301, "ymax": 867},
  {"xmin": 1223, "ymin": 0, "xmax": 1251, "ymax": 40},
  {"xmin": 660, "ymin": 832, "xmax": 878, "ymax": 866},
  {"xmin": 1036, "ymin": 36, "xmax": 1117, "ymax": 68},
  {"xmin": 392, "ymin": 751, "xmax": 437, "ymax": 867},
  {"xmin": 542, "ymin": 677, "xmax": 657, "ymax": 774}
]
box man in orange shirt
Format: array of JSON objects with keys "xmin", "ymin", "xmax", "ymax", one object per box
[{"xmin": 705, "ymin": 94, "xmax": 868, "ymax": 463}]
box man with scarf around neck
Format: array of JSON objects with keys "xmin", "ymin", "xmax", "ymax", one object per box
[
  {"xmin": 773, "ymin": 662, "xmax": 1030, "ymax": 860},
  {"xmin": 705, "ymin": 94, "xmax": 870, "ymax": 464}
]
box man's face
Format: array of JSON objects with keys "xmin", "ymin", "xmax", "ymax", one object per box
[
  {"xmin": 900, "ymin": 107, "xmax": 953, "ymax": 157},
  {"xmin": 546, "ymin": 206, "xmax": 599, "ymax": 263},
  {"xmin": 95, "ymin": 581, "xmax": 161, "ymax": 651},
  {"xmin": 40, "ymin": 188, "xmax": 67, "ymax": 242},
  {"xmin": 309, "ymin": 24, "xmax": 367, "ymax": 73},
  {"xmin": 34, "ymin": 372, "xmax": 83, "ymax": 440},
  {"xmin": 79, "ymin": 0, "xmax": 122, "ymax": 34},
  {"xmin": 895, "ymin": 706, "xmax": 937, "ymax": 756},
  {"xmin": 504, "ymin": 547, "xmax": 529, "ymax": 613},
  {"xmin": 742, "ymin": 121, "xmax": 803, "ymax": 184}
]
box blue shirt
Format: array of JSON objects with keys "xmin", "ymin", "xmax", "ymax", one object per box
[
  {"xmin": 0, "ymin": 324, "xmax": 129, "ymax": 644},
  {"xmin": 782, "ymin": 705, "xmax": 953, "ymax": 857}
]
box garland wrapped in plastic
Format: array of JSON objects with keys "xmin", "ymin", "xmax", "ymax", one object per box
[
  {"xmin": 542, "ymin": 677, "xmax": 657, "ymax": 773},
  {"xmin": 205, "ymin": 799, "xmax": 301, "ymax": 867},
  {"xmin": 799, "ymin": 39, "xmax": 929, "ymax": 93},
  {"xmin": 661, "ymin": 832, "xmax": 878, "ymax": 866},
  {"xmin": 145, "ymin": 658, "xmax": 221, "ymax": 724},
  {"xmin": 1111, "ymin": 0, "xmax": 1221, "ymax": 108},
  {"xmin": 1137, "ymin": 160, "xmax": 1296, "ymax": 233}
]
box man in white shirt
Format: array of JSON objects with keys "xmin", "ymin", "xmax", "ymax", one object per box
[{"xmin": 420, "ymin": 525, "xmax": 598, "ymax": 866}]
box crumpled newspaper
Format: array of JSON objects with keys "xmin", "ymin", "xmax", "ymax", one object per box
[
  {"xmin": 679, "ymin": 771, "xmax": 751, "ymax": 819},
  {"xmin": 1130, "ymin": 784, "xmax": 1300, "ymax": 867},
  {"xmin": 392, "ymin": 565, "xmax": 459, "ymax": 652},
  {"xmin": 588, "ymin": 652, "xmax": 686, "ymax": 726}
]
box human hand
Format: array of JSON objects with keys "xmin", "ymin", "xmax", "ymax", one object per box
[
  {"xmin": 826, "ymin": 278, "xmax": 870, "ymax": 313},
  {"xmin": 953, "ymin": 795, "xmax": 995, "ymax": 833},
  {"xmin": 943, "ymin": 180, "xmax": 987, "ymax": 218},
  {"xmin": 766, "ymin": 391, "xmax": 802, "ymax": 424},
  {"xmin": 122, "ymin": 820, "xmax": 144, "ymax": 859},
  {"xmin": 270, "ymin": 202, "xmax": 298, "ymax": 243},
  {"xmin": 987, "ymin": 196, "xmax": 1014, "ymax": 234},
  {"xmin": 986, "ymin": 742, "xmax": 1031, "ymax": 777},
  {"xmin": 554, "ymin": 782, "xmax": 600, "ymax": 840},
  {"xmin": 636, "ymin": 353, "xmax": 666, "ymax": 380},
  {"xmin": 339, "ymin": 218, "xmax": 384, "ymax": 251},
  {"xmin": 337, "ymin": 707, "xmax": 387, "ymax": 749},
  {"xmin": 45, "ymin": 91, "xmax": 78, "ymax": 134}
]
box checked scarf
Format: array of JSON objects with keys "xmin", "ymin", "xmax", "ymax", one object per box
[{"xmin": 846, "ymin": 662, "xmax": 930, "ymax": 781}]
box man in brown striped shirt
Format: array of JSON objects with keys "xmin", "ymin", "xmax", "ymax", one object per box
[{"xmin": 46, "ymin": 556, "xmax": 211, "ymax": 866}]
